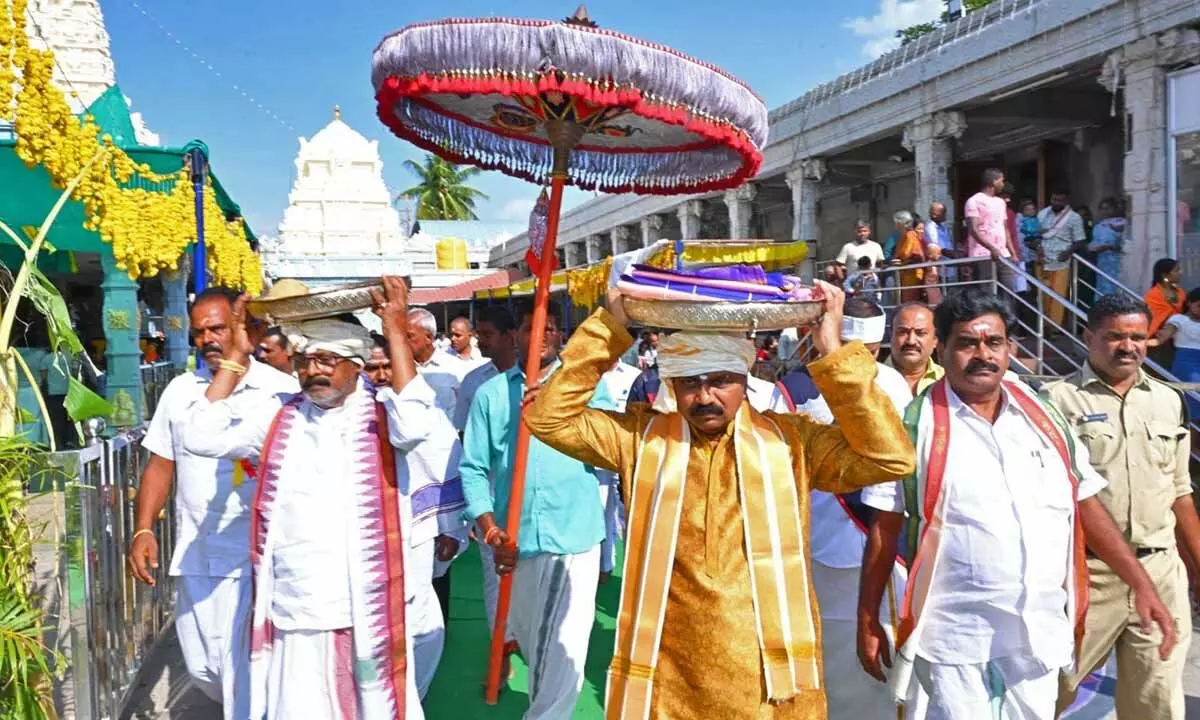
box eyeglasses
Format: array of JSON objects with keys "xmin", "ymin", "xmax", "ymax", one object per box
[{"xmin": 294, "ymin": 352, "xmax": 351, "ymax": 371}]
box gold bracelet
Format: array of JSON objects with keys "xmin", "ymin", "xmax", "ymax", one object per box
[
  {"xmin": 216, "ymin": 359, "xmax": 248, "ymax": 375},
  {"xmin": 484, "ymin": 526, "xmax": 502, "ymax": 545},
  {"xmin": 131, "ymin": 528, "xmax": 154, "ymax": 543}
]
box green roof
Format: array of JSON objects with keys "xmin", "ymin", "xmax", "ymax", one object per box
[{"xmin": 0, "ymin": 84, "xmax": 257, "ymax": 262}]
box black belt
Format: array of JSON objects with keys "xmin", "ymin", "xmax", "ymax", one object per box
[{"xmin": 1087, "ymin": 547, "xmax": 1167, "ymax": 559}]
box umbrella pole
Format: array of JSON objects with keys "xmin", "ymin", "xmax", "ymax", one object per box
[{"xmin": 485, "ymin": 120, "xmax": 581, "ymax": 705}]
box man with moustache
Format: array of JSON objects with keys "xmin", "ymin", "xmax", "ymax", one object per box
[
  {"xmin": 182, "ymin": 277, "xmax": 464, "ymax": 719},
  {"xmin": 858, "ymin": 288, "xmax": 1176, "ymax": 719},
  {"xmin": 1045, "ymin": 293, "xmax": 1200, "ymax": 720},
  {"xmin": 128, "ymin": 287, "xmax": 299, "ymax": 718},
  {"xmin": 886, "ymin": 302, "xmax": 943, "ymax": 396},
  {"xmin": 523, "ymin": 282, "xmax": 915, "ymax": 719},
  {"xmin": 256, "ymin": 326, "xmax": 294, "ymax": 376},
  {"xmin": 460, "ymin": 305, "xmax": 604, "ymax": 717}
]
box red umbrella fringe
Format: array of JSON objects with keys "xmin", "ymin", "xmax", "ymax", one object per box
[{"xmin": 375, "ymin": 74, "xmax": 762, "ymax": 196}]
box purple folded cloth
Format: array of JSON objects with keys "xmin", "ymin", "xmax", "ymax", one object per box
[
  {"xmin": 624, "ymin": 272, "xmax": 801, "ymax": 301},
  {"xmin": 622, "ymin": 263, "xmax": 815, "ymax": 303},
  {"xmin": 689, "ymin": 264, "xmax": 769, "ymax": 284}
]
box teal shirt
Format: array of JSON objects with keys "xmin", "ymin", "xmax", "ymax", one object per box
[{"xmin": 460, "ymin": 364, "xmax": 606, "ymax": 558}]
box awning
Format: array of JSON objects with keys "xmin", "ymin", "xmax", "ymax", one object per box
[
  {"xmin": 0, "ymin": 85, "xmax": 257, "ymax": 256},
  {"xmin": 410, "ymin": 268, "xmax": 524, "ymax": 305}
]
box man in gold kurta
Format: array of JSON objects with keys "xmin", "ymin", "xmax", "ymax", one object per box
[{"xmin": 523, "ymin": 284, "xmax": 915, "ymax": 719}]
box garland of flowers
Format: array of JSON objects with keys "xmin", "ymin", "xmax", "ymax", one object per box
[{"xmin": 0, "ymin": 0, "xmax": 261, "ymax": 292}]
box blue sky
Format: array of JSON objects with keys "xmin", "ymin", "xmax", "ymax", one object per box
[{"xmin": 101, "ymin": 0, "xmax": 944, "ymax": 238}]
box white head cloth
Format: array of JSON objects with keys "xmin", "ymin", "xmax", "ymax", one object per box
[
  {"xmin": 841, "ymin": 314, "xmax": 886, "ymax": 345},
  {"xmin": 284, "ymin": 318, "xmax": 373, "ymax": 366},
  {"xmin": 652, "ymin": 331, "xmax": 756, "ymax": 413}
]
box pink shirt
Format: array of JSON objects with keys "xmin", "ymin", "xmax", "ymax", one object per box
[{"xmin": 964, "ymin": 192, "xmax": 1012, "ymax": 258}]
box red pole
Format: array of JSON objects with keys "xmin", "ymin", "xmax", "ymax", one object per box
[{"xmin": 484, "ymin": 169, "xmax": 567, "ymax": 704}]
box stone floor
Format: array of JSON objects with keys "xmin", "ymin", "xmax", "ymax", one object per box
[{"xmin": 119, "ymin": 624, "xmax": 219, "ymax": 720}]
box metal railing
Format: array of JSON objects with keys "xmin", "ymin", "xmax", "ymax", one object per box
[
  {"xmin": 42, "ymin": 425, "xmax": 175, "ymax": 720},
  {"xmin": 815, "ymin": 252, "xmax": 1200, "ymax": 461},
  {"xmin": 140, "ymin": 362, "xmax": 178, "ymax": 419}
]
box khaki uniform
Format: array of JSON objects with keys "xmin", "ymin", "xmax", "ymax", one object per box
[{"xmin": 1044, "ymin": 365, "xmax": 1193, "ymax": 720}]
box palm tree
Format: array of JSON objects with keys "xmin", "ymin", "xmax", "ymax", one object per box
[{"xmin": 397, "ymin": 154, "xmax": 488, "ymax": 221}]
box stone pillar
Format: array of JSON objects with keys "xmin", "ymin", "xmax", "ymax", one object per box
[
  {"xmin": 902, "ymin": 111, "xmax": 966, "ymax": 232},
  {"xmin": 611, "ymin": 226, "xmax": 632, "ymax": 256},
  {"xmin": 163, "ymin": 254, "xmax": 191, "ymax": 370},
  {"xmin": 1103, "ymin": 30, "xmax": 1200, "ymax": 289},
  {"xmin": 640, "ymin": 214, "xmax": 664, "ymax": 248},
  {"xmin": 101, "ymin": 250, "xmax": 142, "ymax": 428},
  {"xmin": 561, "ymin": 241, "xmax": 579, "ymax": 268},
  {"xmin": 724, "ymin": 184, "xmax": 758, "ymax": 239},
  {"xmin": 585, "ymin": 235, "xmax": 604, "ymax": 265},
  {"xmin": 785, "ymin": 159, "xmax": 827, "ymax": 276},
  {"xmin": 676, "ymin": 200, "xmax": 703, "ymax": 241}
]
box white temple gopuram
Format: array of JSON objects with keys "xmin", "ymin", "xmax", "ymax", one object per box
[{"xmin": 261, "ymin": 108, "xmax": 506, "ymax": 298}]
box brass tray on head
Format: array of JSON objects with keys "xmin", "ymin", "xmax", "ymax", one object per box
[
  {"xmin": 248, "ymin": 280, "xmax": 384, "ymax": 322},
  {"xmin": 622, "ymin": 296, "xmax": 824, "ymax": 331}
]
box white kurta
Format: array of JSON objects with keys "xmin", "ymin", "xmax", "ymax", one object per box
[
  {"xmin": 142, "ymin": 359, "xmax": 297, "ymax": 715},
  {"xmin": 775, "ymin": 361, "xmax": 912, "ymax": 720},
  {"xmin": 416, "ymin": 353, "xmax": 463, "ymax": 425},
  {"xmin": 862, "ymin": 382, "xmax": 1106, "ymax": 719},
  {"xmin": 183, "ymin": 376, "xmax": 458, "ymax": 720}
]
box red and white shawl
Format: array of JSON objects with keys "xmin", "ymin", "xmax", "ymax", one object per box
[{"xmin": 248, "ymin": 386, "xmax": 409, "ymax": 719}]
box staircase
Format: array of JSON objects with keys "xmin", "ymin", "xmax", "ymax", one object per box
[{"xmin": 811, "ymin": 253, "xmax": 1200, "ymax": 464}]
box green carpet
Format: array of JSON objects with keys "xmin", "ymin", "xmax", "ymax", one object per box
[{"xmin": 423, "ymin": 544, "xmax": 619, "ymax": 719}]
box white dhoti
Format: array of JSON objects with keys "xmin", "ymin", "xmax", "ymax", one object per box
[
  {"xmin": 264, "ymin": 626, "xmax": 425, "ymax": 720},
  {"xmin": 175, "ymin": 573, "xmax": 251, "ymax": 719},
  {"xmin": 905, "ymin": 656, "xmax": 1059, "ymax": 720},
  {"xmin": 509, "ymin": 546, "xmax": 600, "ymax": 720},
  {"xmin": 812, "ymin": 561, "xmax": 906, "ymax": 720},
  {"xmin": 597, "ymin": 472, "xmax": 623, "ymax": 574},
  {"xmin": 409, "ymin": 538, "xmax": 444, "ymax": 699}
]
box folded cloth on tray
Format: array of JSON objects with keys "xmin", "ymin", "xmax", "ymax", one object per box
[{"xmin": 621, "ymin": 263, "xmax": 814, "ymax": 303}]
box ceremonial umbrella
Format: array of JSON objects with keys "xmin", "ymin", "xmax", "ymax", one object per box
[{"xmin": 371, "ymin": 6, "xmax": 769, "ymax": 702}]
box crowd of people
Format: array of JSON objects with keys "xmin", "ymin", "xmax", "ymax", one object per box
[
  {"xmin": 824, "ymin": 167, "xmax": 1128, "ymax": 336},
  {"xmin": 124, "ymin": 268, "xmax": 1197, "ymax": 719}
]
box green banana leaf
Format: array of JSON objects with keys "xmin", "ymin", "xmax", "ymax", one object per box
[{"xmin": 63, "ymin": 377, "xmax": 112, "ymax": 421}]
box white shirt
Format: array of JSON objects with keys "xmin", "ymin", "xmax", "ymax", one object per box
[
  {"xmin": 416, "ymin": 352, "xmax": 462, "ymax": 423},
  {"xmin": 142, "ymin": 359, "xmax": 299, "ymax": 578},
  {"xmin": 454, "ymin": 360, "xmax": 500, "ymax": 432},
  {"xmin": 748, "ymin": 375, "xmax": 789, "ymax": 413},
  {"xmin": 835, "ymin": 240, "xmax": 885, "ymax": 269},
  {"xmin": 270, "ymin": 400, "xmax": 357, "ymax": 630},
  {"xmin": 600, "ymin": 361, "xmax": 641, "ymax": 413},
  {"xmin": 1166, "ymin": 314, "xmax": 1200, "ymax": 350},
  {"xmin": 181, "ymin": 376, "xmax": 460, "ymax": 629},
  {"xmin": 446, "ymin": 345, "xmax": 483, "ymax": 363},
  {"xmin": 1037, "ymin": 206, "xmax": 1087, "ymax": 272},
  {"xmin": 862, "ymin": 383, "xmax": 1106, "ymax": 667},
  {"xmin": 773, "ymin": 363, "xmax": 911, "ymax": 569}
]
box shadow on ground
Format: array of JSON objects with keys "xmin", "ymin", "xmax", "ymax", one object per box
[{"xmin": 120, "ymin": 624, "xmax": 220, "ymax": 720}]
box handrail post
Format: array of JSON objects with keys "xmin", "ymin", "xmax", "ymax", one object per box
[{"xmin": 1036, "ymin": 287, "xmax": 1045, "ymax": 375}]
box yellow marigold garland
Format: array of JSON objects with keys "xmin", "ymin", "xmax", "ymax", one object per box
[{"xmin": 1, "ymin": 0, "xmax": 261, "ymax": 291}]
